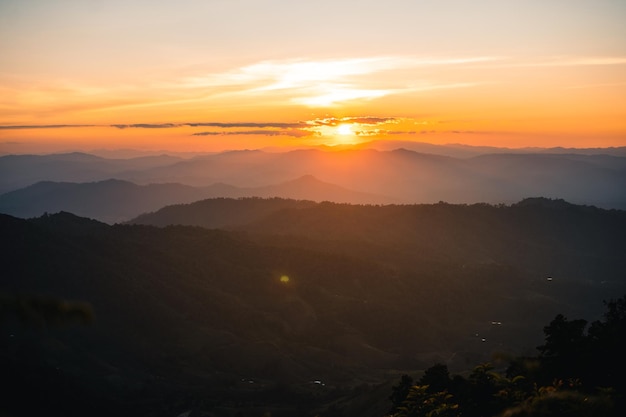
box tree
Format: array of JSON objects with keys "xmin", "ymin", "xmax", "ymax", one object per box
[
  {"xmin": 392, "ymin": 385, "xmax": 459, "ymax": 417},
  {"xmin": 389, "ymin": 374, "xmax": 414, "ymax": 414},
  {"xmin": 538, "ymin": 314, "xmax": 588, "ymax": 358},
  {"xmin": 419, "ymin": 363, "xmax": 451, "ymax": 393},
  {"xmin": 587, "ymin": 296, "xmax": 626, "ymax": 412},
  {"xmin": 464, "ymin": 363, "xmax": 504, "ymax": 417}
]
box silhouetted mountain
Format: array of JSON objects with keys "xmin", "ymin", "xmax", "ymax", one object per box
[
  {"xmin": 0, "ymin": 176, "xmax": 391, "ymax": 223},
  {"xmin": 3, "ymin": 148, "xmax": 625, "ymax": 208}
]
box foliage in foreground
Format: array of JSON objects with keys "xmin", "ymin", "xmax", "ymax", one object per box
[{"xmin": 387, "ymin": 296, "xmax": 626, "ymax": 417}]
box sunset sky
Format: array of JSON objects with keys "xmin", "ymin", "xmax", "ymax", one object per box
[{"xmin": 1, "ymin": 0, "xmax": 625, "ymax": 153}]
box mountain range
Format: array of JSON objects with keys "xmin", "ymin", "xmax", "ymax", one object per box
[
  {"xmin": 0, "ymin": 175, "xmax": 386, "ymax": 224},
  {"xmin": 2, "ymin": 144, "xmax": 626, "ymax": 415},
  {"xmin": 2, "ymin": 147, "xmax": 626, "ymax": 224}
]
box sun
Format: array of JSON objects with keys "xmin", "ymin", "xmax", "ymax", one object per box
[
  {"xmin": 329, "ymin": 123, "xmax": 361, "ymax": 146},
  {"xmin": 336, "ymin": 123, "xmax": 354, "ymax": 136}
]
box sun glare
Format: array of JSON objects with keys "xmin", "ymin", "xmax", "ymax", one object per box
[
  {"xmin": 336, "ymin": 124, "xmax": 354, "ymax": 136},
  {"xmin": 328, "ymin": 123, "xmax": 361, "ymax": 146}
]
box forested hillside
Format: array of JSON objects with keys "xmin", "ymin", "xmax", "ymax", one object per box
[
  {"xmin": 131, "ymin": 197, "xmax": 626, "ymax": 282},
  {"xmin": 2, "ymin": 198, "xmax": 625, "ymax": 416}
]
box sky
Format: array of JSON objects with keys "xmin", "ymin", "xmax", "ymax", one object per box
[{"xmin": 1, "ymin": 0, "xmax": 625, "ymax": 153}]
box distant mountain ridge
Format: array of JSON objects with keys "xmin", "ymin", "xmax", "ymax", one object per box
[
  {"xmin": 0, "ymin": 152, "xmax": 183, "ymax": 193},
  {"xmin": 0, "ymin": 179, "xmax": 203, "ymax": 224},
  {"xmin": 361, "ymin": 140, "xmax": 626, "ymax": 158},
  {"xmin": 0, "ymin": 175, "xmax": 389, "ymax": 223},
  {"xmin": 1, "ymin": 147, "xmax": 625, "ymax": 209}
]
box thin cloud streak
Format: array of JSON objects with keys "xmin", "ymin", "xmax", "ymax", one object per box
[
  {"xmin": 0, "ymin": 124, "xmax": 95, "ymax": 130},
  {"xmin": 188, "ymin": 122, "xmax": 309, "ymax": 128},
  {"xmin": 192, "ymin": 130, "xmax": 314, "ymax": 138},
  {"xmin": 0, "ymin": 55, "xmax": 502, "ymax": 118},
  {"xmin": 179, "ymin": 56, "xmax": 498, "ymax": 89},
  {"xmin": 309, "ymin": 117, "xmax": 399, "ymax": 126},
  {"xmin": 0, "ymin": 117, "xmax": 415, "ymax": 139},
  {"xmin": 176, "ymin": 56, "xmax": 499, "ymax": 106},
  {"xmin": 112, "ymin": 123, "xmax": 179, "ymax": 129},
  {"xmin": 0, "ymin": 122, "xmax": 310, "ymax": 130},
  {"xmin": 1, "ymin": 118, "xmax": 404, "ymax": 131}
]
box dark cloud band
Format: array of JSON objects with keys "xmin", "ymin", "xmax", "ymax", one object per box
[
  {"xmin": 112, "ymin": 123, "xmax": 179, "ymax": 129},
  {"xmin": 193, "ymin": 129, "xmax": 313, "ymax": 137},
  {"xmin": 0, "ymin": 124, "xmax": 95, "ymax": 130},
  {"xmin": 187, "ymin": 122, "xmax": 308, "ymax": 129}
]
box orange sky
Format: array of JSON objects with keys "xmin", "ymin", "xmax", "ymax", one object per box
[{"xmin": 1, "ymin": 1, "xmax": 625, "ymax": 153}]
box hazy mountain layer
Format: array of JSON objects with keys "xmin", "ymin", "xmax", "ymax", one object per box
[
  {"xmin": 2, "ymin": 148, "xmax": 625, "ymax": 209},
  {"xmin": 0, "ymin": 176, "xmax": 389, "ymax": 223},
  {"xmin": 361, "ymin": 140, "xmax": 626, "ymax": 158},
  {"xmin": 0, "ymin": 152, "xmax": 183, "ymax": 193}
]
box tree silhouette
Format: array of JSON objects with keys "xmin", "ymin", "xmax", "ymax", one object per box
[
  {"xmin": 388, "ymin": 296, "xmax": 626, "ymax": 417},
  {"xmin": 418, "ymin": 363, "xmax": 451, "ymax": 394},
  {"xmin": 389, "ymin": 374, "xmax": 413, "ymax": 414},
  {"xmin": 538, "ymin": 314, "xmax": 588, "ymax": 358}
]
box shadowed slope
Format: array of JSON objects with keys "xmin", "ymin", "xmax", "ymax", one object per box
[{"xmin": 129, "ymin": 197, "xmax": 626, "ymax": 282}]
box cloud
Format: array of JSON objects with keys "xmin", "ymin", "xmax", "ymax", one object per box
[
  {"xmin": 385, "ymin": 130, "xmax": 419, "ymax": 135},
  {"xmin": 300, "ymin": 116, "xmax": 429, "ymax": 137},
  {"xmin": 178, "ymin": 56, "xmax": 497, "ymax": 107},
  {"xmin": 0, "ymin": 116, "xmax": 432, "ymax": 139},
  {"xmin": 0, "ymin": 121, "xmax": 309, "ymax": 131},
  {"xmin": 308, "ymin": 117, "xmax": 399, "ymax": 126},
  {"xmin": 294, "ymin": 87, "xmax": 391, "ymax": 106},
  {"xmin": 111, "ymin": 123, "xmax": 180, "ymax": 129},
  {"xmin": 192, "ymin": 129, "xmax": 314, "ymax": 138},
  {"xmin": 2, "ymin": 55, "xmax": 499, "ymax": 122},
  {"xmin": 344, "ymin": 117, "xmax": 400, "ymax": 125},
  {"xmin": 0, "ymin": 124, "xmax": 94, "ymax": 130},
  {"xmin": 186, "ymin": 122, "xmax": 308, "ymax": 129},
  {"xmin": 113, "ymin": 122, "xmax": 310, "ymax": 129}
]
